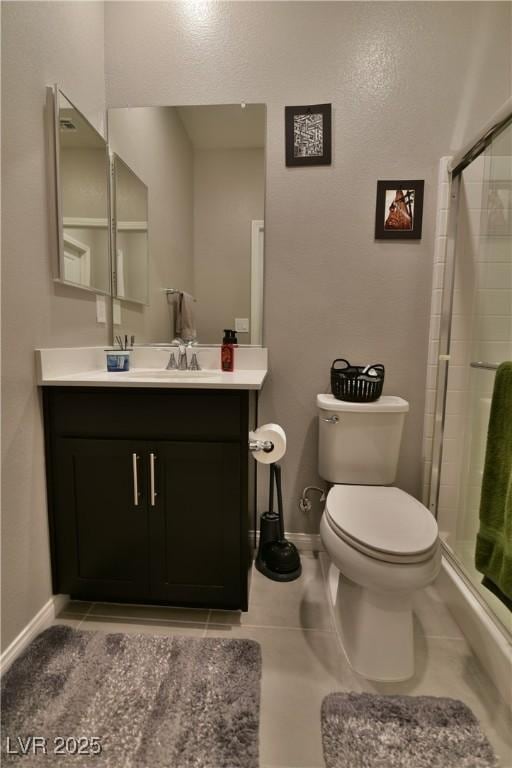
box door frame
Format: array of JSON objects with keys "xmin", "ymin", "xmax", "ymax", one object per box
[
  {"xmin": 251, "ymin": 219, "xmax": 264, "ymax": 345},
  {"xmin": 63, "ymin": 230, "xmax": 91, "ymax": 286}
]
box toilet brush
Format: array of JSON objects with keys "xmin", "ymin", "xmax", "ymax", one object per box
[
  {"xmin": 255, "ymin": 463, "xmax": 280, "ymax": 556},
  {"xmin": 255, "ymin": 463, "xmax": 302, "ymax": 582}
]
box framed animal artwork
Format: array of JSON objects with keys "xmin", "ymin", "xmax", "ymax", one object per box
[{"xmin": 375, "ymin": 181, "xmax": 424, "ymax": 239}]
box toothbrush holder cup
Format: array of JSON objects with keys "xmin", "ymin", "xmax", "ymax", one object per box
[{"xmin": 106, "ymin": 350, "xmax": 131, "ymax": 372}]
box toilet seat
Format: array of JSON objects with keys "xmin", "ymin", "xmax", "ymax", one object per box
[{"xmin": 325, "ymin": 485, "xmax": 438, "ymax": 565}]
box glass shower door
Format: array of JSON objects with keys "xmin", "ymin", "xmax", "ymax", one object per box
[{"xmin": 436, "ymin": 120, "xmax": 512, "ymax": 633}]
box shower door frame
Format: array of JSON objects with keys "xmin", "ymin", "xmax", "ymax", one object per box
[{"xmin": 429, "ymin": 105, "xmax": 512, "ymax": 640}]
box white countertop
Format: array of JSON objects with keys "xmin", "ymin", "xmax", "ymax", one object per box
[{"xmin": 36, "ymin": 346, "xmax": 268, "ymax": 391}]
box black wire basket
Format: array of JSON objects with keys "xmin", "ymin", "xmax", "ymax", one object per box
[{"xmin": 330, "ymin": 359, "xmax": 385, "ymax": 403}]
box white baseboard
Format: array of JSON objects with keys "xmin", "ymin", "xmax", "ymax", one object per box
[
  {"xmin": 285, "ymin": 532, "xmax": 323, "ymax": 551},
  {"xmin": 0, "ymin": 594, "xmax": 69, "ymax": 676},
  {"xmin": 252, "ymin": 530, "xmax": 323, "ymax": 552}
]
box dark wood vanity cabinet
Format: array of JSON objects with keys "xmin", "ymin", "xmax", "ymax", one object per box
[{"xmin": 43, "ymin": 387, "xmax": 257, "ymax": 610}]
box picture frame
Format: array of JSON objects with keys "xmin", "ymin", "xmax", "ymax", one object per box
[
  {"xmin": 285, "ymin": 103, "xmax": 331, "ymax": 167},
  {"xmin": 375, "ymin": 180, "xmax": 424, "ymax": 239}
]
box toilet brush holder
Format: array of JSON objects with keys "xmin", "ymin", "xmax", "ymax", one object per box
[
  {"xmin": 255, "ymin": 512, "xmax": 280, "ymax": 576},
  {"xmin": 255, "ymin": 463, "xmax": 301, "ymax": 582},
  {"xmin": 257, "ymin": 512, "xmax": 281, "ymax": 552}
]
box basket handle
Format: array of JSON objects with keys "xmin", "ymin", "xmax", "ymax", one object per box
[
  {"xmin": 362, "ymin": 363, "xmax": 385, "ymax": 377},
  {"xmin": 331, "ymin": 358, "xmax": 351, "ymax": 371}
]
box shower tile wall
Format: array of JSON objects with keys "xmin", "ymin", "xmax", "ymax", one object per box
[{"xmin": 423, "ymin": 147, "xmax": 512, "ymax": 554}]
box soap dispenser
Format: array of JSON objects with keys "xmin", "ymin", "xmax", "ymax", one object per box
[{"xmin": 221, "ymin": 329, "xmax": 237, "ymax": 372}]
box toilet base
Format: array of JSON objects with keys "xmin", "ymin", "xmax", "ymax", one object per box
[{"xmin": 328, "ymin": 562, "xmax": 414, "ymax": 682}]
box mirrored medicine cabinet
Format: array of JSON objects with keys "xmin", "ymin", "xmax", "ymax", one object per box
[
  {"xmin": 47, "ymin": 85, "xmax": 149, "ymax": 305},
  {"xmin": 47, "ymin": 86, "xmax": 111, "ymax": 295},
  {"xmin": 47, "ymin": 86, "xmax": 266, "ymax": 346}
]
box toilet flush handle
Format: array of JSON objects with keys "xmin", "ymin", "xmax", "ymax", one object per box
[{"xmin": 322, "ymin": 415, "xmax": 339, "ymax": 423}]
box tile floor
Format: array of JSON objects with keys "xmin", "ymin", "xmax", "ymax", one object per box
[{"xmin": 55, "ymin": 552, "xmax": 512, "ymax": 768}]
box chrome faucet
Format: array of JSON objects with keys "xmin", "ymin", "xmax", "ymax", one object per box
[
  {"xmin": 167, "ymin": 342, "xmax": 200, "ymax": 371},
  {"xmin": 189, "ymin": 352, "xmax": 201, "ymax": 370},
  {"xmin": 166, "ymin": 352, "xmax": 177, "ymax": 370},
  {"xmin": 177, "ymin": 344, "xmax": 188, "ymax": 370}
]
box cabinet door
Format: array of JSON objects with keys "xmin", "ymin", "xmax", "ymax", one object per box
[
  {"xmin": 149, "ymin": 442, "xmax": 242, "ymax": 608},
  {"xmin": 53, "ymin": 438, "xmax": 150, "ymax": 600}
]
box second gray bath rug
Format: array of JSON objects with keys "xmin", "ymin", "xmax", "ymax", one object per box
[{"xmin": 322, "ymin": 692, "xmax": 497, "ymax": 768}]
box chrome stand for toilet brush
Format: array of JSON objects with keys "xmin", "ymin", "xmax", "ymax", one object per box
[{"xmin": 255, "ymin": 463, "xmax": 302, "ymax": 582}]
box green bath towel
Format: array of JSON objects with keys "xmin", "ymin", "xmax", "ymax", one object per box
[{"xmin": 475, "ymin": 361, "xmax": 512, "ymax": 608}]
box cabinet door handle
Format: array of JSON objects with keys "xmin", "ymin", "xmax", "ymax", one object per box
[
  {"xmin": 322, "ymin": 415, "xmax": 339, "ymax": 423},
  {"xmin": 132, "ymin": 453, "xmax": 140, "ymax": 506},
  {"xmin": 149, "ymin": 453, "xmax": 157, "ymax": 507}
]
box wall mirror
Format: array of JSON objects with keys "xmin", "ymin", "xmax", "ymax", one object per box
[
  {"xmin": 107, "ymin": 104, "xmax": 266, "ymax": 345},
  {"xmin": 112, "ymin": 154, "xmax": 149, "ymax": 305},
  {"xmin": 47, "ymin": 86, "xmax": 110, "ymax": 294}
]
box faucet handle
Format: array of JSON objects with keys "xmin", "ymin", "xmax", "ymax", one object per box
[
  {"xmin": 189, "ymin": 352, "xmax": 201, "ymax": 371},
  {"xmin": 177, "ymin": 345, "xmax": 188, "ymax": 370},
  {"xmin": 166, "ymin": 352, "xmax": 177, "ymax": 370}
]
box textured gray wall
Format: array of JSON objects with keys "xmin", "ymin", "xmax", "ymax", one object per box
[
  {"xmin": 1, "ymin": 1, "xmax": 107, "ymax": 651},
  {"xmin": 104, "ymin": 1, "xmax": 511, "ymax": 533}
]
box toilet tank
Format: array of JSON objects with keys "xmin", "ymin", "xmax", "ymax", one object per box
[{"xmin": 317, "ymin": 394, "xmax": 409, "ymax": 485}]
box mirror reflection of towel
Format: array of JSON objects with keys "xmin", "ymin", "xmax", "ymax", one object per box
[{"xmin": 175, "ymin": 292, "xmax": 196, "ymax": 343}]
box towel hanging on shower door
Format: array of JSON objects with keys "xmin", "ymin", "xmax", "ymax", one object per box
[{"xmin": 475, "ymin": 361, "xmax": 512, "ymax": 609}]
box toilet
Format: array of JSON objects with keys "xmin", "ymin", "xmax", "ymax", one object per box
[{"xmin": 317, "ymin": 393, "xmax": 441, "ymax": 682}]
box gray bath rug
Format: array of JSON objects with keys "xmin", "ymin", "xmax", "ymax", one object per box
[
  {"xmin": 1, "ymin": 625, "xmax": 261, "ymax": 767},
  {"xmin": 321, "ymin": 692, "xmax": 497, "ymax": 768}
]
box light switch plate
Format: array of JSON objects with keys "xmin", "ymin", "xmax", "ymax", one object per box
[
  {"xmin": 235, "ymin": 318, "xmax": 250, "ymax": 333},
  {"xmin": 96, "ymin": 295, "xmax": 106, "ymax": 324},
  {"xmin": 113, "ymin": 299, "xmax": 121, "ymax": 326}
]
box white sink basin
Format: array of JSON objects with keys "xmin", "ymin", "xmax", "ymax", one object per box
[{"xmin": 124, "ymin": 368, "xmax": 222, "ymax": 380}]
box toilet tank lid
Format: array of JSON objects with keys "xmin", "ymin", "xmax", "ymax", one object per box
[{"xmin": 317, "ymin": 394, "xmax": 409, "ymax": 413}]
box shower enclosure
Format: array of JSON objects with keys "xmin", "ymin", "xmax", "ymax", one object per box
[{"xmin": 430, "ymin": 106, "xmax": 512, "ymax": 637}]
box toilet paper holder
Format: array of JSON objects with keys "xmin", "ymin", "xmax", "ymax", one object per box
[
  {"xmin": 249, "ymin": 423, "xmax": 286, "ymax": 463},
  {"xmin": 248, "ymin": 438, "xmax": 274, "ymax": 453}
]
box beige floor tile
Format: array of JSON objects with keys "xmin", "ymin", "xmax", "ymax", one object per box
[
  {"xmin": 89, "ymin": 602, "xmax": 209, "ymax": 625},
  {"xmin": 53, "ymin": 617, "xmax": 84, "ymax": 629},
  {"xmin": 318, "ymin": 551, "xmax": 330, "ymax": 578},
  {"xmin": 210, "ymin": 554, "xmax": 334, "ymax": 632},
  {"xmin": 206, "ymin": 623, "xmax": 356, "ymax": 768},
  {"xmin": 412, "ymin": 583, "xmax": 464, "ymax": 639},
  {"xmin": 56, "ymin": 600, "xmax": 93, "ymax": 618},
  {"xmin": 78, "ymin": 615, "xmax": 207, "ymax": 638}
]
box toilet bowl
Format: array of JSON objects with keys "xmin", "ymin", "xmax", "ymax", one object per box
[
  {"xmin": 320, "ymin": 486, "xmax": 441, "ymax": 681},
  {"xmin": 317, "ymin": 394, "xmax": 441, "ymax": 681}
]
